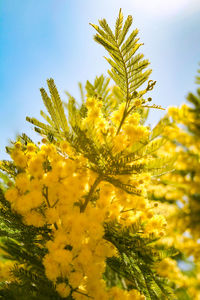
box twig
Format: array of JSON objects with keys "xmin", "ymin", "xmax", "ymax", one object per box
[{"xmin": 80, "ymin": 175, "xmax": 102, "ymax": 212}]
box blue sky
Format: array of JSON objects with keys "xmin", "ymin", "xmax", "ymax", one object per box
[{"xmin": 1, "ymin": 0, "xmax": 200, "ymax": 159}]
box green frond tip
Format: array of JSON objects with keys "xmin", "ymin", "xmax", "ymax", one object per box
[
  {"xmin": 118, "ymin": 14, "xmax": 133, "ymax": 46},
  {"xmin": 26, "ymin": 79, "xmax": 69, "ymax": 139},
  {"xmin": 40, "ymin": 87, "xmax": 61, "ymax": 131},
  {"xmin": 115, "ymin": 8, "xmax": 123, "ymax": 40},
  {"xmin": 85, "ymin": 75, "xmax": 112, "ymax": 103},
  {"xmin": 90, "ymin": 9, "xmax": 153, "ymax": 105},
  {"xmin": 195, "ymin": 68, "xmax": 200, "ymax": 84},
  {"xmin": 26, "ymin": 116, "xmax": 53, "ymax": 132},
  {"xmin": 78, "ymin": 82, "xmax": 85, "ymax": 102},
  {"xmin": 47, "ymin": 78, "xmax": 69, "ymax": 134},
  {"xmin": 40, "ymin": 110, "xmax": 54, "ymax": 127}
]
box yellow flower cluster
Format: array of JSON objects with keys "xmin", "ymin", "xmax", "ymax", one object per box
[
  {"xmin": 3, "ymin": 98, "xmax": 169, "ymax": 299},
  {"xmin": 5, "ymin": 139, "xmax": 162, "ymax": 298},
  {"xmin": 148, "ymin": 103, "xmax": 200, "ymax": 298},
  {"xmin": 0, "ymin": 260, "xmax": 14, "ymax": 282},
  {"xmin": 82, "ymin": 97, "xmax": 149, "ymax": 155},
  {"xmin": 157, "ymin": 258, "xmax": 187, "ymax": 287},
  {"xmin": 164, "ymin": 105, "xmax": 200, "ymax": 237}
]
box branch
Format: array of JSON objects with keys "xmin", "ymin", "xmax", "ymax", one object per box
[{"xmin": 80, "ymin": 175, "xmax": 102, "ymax": 212}]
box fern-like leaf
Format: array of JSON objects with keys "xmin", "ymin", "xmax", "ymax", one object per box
[
  {"xmin": 91, "ymin": 10, "xmax": 152, "ymax": 103},
  {"xmin": 47, "ymin": 78, "xmax": 69, "ymax": 134}
]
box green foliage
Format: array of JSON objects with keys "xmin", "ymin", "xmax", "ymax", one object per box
[
  {"xmin": 0, "ymin": 189, "xmax": 67, "ymax": 300},
  {"xmin": 26, "ymin": 79, "xmax": 69, "ymax": 141},
  {"xmin": 90, "ymin": 9, "xmax": 162, "ymax": 134},
  {"xmin": 104, "ymin": 222, "xmax": 177, "ymax": 300},
  {"xmin": 90, "ymin": 9, "xmax": 152, "ymax": 102}
]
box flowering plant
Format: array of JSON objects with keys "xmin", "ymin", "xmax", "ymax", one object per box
[{"xmin": 0, "ymin": 10, "xmax": 198, "ymax": 300}]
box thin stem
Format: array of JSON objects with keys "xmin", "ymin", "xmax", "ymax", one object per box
[
  {"xmin": 43, "ymin": 186, "xmax": 51, "ymax": 208},
  {"xmin": 116, "ymin": 103, "xmax": 137, "ymax": 135},
  {"xmin": 74, "ymin": 289, "xmax": 93, "ymax": 298},
  {"xmin": 142, "ymin": 104, "xmax": 165, "ymax": 110},
  {"xmin": 113, "ymin": 37, "xmax": 130, "ymax": 135},
  {"xmin": 43, "ymin": 186, "xmax": 58, "ymax": 230},
  {"xmin": 80, "ymin": 175, "xmax": 102, "ymax": 212},
  {"xmin": 121, "ymin": 207, "xmax": 136, "ymax": 213},
  {"xmin": 116, "ymin": 109, "xmax": 128, "ymax": 135}
]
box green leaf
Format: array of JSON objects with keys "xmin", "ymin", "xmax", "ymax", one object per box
[
  {"xmin": 47, "ymin": 78, "xmax": 69, "ymax": 134},
  {"xmin": 40, "ymin": 87, "xmax": 60, "ymax": 131},
  {"xmin": 91, "ymin": 9, "xmax": 153, "ymax": 111},
  {"xmin": 118, "ymin": 15, "xmax": 133, "ymax": 46},
  {"xmin": 115, "ymin": 8, "xmax": 123, "ymax": 40}
]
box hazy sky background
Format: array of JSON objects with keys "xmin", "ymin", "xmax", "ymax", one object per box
[{"xmin": 1, "ymin": 0, "xmax": 200, "ymax": 159}]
